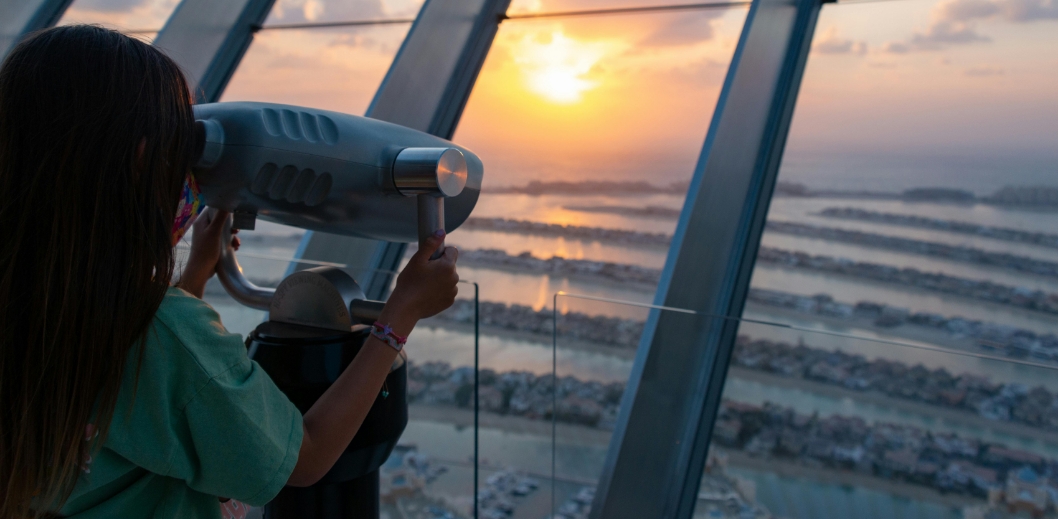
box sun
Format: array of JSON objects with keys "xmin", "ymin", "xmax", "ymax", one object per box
[{"xmin": 514, "ymin": 30, "xmax": 608, "ymax": 104}]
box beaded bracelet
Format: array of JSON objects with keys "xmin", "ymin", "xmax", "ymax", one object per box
[{"xmin": 370, "ymin": 321, "xmax": 407, "ymax": 352}]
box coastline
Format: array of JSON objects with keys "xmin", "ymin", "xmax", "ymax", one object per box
[
  {"xmin": 742, "ymin": 301, "xmax": 992, "ymax": 355},
  {"xmin": 424, "ymin": 298, "xmax": 1033, "ymax": 367},
  {"xmin": 416, "ymin": 317, "xmax": 1058, "ymax": 447},
  {"xmin": 726, "ymin": 367, "xmax": 1058, "ymax": 447},
  {"xmin": 719, "ymin": 449, "xmax": 981, "ymax": 510},
  {"xmin": 407, "ymin": 404, "xmax": 983, "ymax": 510},
  {"xmin": 754, "ymin": 263, "xmax": 1058, "ymax": 325}
]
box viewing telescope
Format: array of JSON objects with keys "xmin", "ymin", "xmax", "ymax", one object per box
[
  {"xmin": 191, "ymin": 102, "xmax": 484, "ymax": 518},
  {"xmin": 193, "ymin": 101, "xmax": 482, "ymax": 313}
]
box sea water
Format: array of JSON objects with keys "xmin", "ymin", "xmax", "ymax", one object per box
[{"xmin": 204, "ymin": 179, "xmax": 1058, "ymax": 518}]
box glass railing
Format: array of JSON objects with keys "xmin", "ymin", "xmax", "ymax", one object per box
[
  {"xmin": 194, "ymin": 243, "xmax": 1058, "ymax": 519},
  {"xmin": 712, "ymin": 317, "xmax": 1058, "ymax": 519},
  {"xmin": 547, "ymin": 292, "xmax": 651, "ymax": 518},
  {"xmin": 390, "ymin": 278, "xmax": 481, "ymax": 518},
  {"xmin": 537, "ymin": 291, "xmax": 1058, "ymax": 519}
]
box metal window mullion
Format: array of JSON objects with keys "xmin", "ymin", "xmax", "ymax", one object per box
[
  {"xmin": 672, "ymin": 3, "xmax": 824, "ymax": 516},
  {"xmin": 589, "ymin": 0, "xmax": 826, "ymax": 517},
  {"xmin": 0, "ymin": 0, "xmax": 75, "ymax": 59},
  {"xmin": 152, "ymin": 0, "xmax": 277, "ymax": 103}
]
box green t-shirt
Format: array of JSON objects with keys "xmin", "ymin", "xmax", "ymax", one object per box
[{"xmin": 58, "ymin": 287, "xmax": 303, "ymax": 518}]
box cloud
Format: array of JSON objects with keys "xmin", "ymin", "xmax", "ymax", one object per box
[
  {"xmin": 76, "ymin": 0, "xmax": 151, "ymax": 12},
  {"xmin": 965, "ymin": 64, "xmax": 1006, "ymax": 75},
  {"xmin": 1003, "ymin": 0, "xmax": 1058, "ymax": 20},
  {"xmin": 882, "ymin": 41, "xmax": 911, "ymax": 53},
  {"xmin": 268, "ymin": 0, "xmax": 390, "ymax": 23},
  {"xmin": 940, "ymin": 0, "xmax": 1003, "ymax": 20},
  {"xmin": 638, "ymin": 11, "xmax": 723, "ymax": 47},
  {"xmin": 885, "ymin": 0, "xmax": 1055, "ymax": 53},
  {"xmin": 884, "ymin": 18, "xmax": 989, "ymax": 53},
  {"xmin": 812, "ymin": 27, "xmax": 867, "ymax": 55},
  {"xmin": 941, "ymin": 0, "xmax": 1058, "ymax": 22},
  {"xmin": 908, "ymin": 20, "xmax": 990, "ymax": 49}
]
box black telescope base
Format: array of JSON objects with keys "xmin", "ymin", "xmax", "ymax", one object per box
[
  {"xmin": 248, "ymin": 321, "xmax": 408, "ymax": 519},
  {"xmin": 264, "ymin": 470, "xmax": 379, "ymax": 518}
]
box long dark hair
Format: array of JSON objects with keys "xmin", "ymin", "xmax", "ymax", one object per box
[{"xmin": 0, "ymin": 26, "xmax": 196, "ymax": 518}]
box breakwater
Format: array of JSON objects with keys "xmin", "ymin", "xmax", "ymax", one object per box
[
  {"xmin": 754, "ymin": 248, "xmax": 1058, "ymax": 316},
  {"xmin": 715, "ymin": 400, "xmax": 1054, "ymax": 500},
  {"xmin": 462, "ymin": 217, "xmax": 670, "ymax": 246},
  {"xmin": 205, "ymin": 245, "xmax": 1058, "ymax": 361},
  {"xmin": 458, "ymin": 246, "xmax": 1058, "ymax": 318},
  {"xmin": 451, "ymin": 246, "xmax": 1058, "ymax": 357},
  {"xmin": 489, "ymin": 181, "xmax": 1058, "ymax": 209},
  {"xmin": 439, "ymin": 278, "xmax": 1058, "ymax": 359},
  {"xmin": 767, "ymin": 220, "xmax": 1058, "ymax": 279},
  {"xmin": 456, "ymin": 219, "xmax": 1058, "ymax": 316},
  {"xmin": 405, "ymin": 359, "xmax": 1058, "ymax": 502},
  {"xmin": 437, "ymin": 299, "xmax": 644, "ymax": 348},
  {"xmin": 819, "ymin": 207, "xmax": 1058, "ymax": 249},
  {"xmin": 231, "ymin": 206, "xmax": 1058, "ymax": 283},
  {"xmin": 561, "ymin": 205, "xmax": 681, "ymax": 220},
  {"xmin": 431, "ymin": 302, "xmax": 1058, "ymax": 431},
  {"xmin": 730, "ymin": 336, "xmax": 1058, "ymax": 429},
  {"xmin": 460, "ymin": 248, "xmax": 660, "ymax": 285},
  {"xmin": 408, "ymin": 360, "xmax": 624, "ymax": 428},
  {"xmin": 486, "ymin": 180, "xmax": 688, "ymax": 196}
]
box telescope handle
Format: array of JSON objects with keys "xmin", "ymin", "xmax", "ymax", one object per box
[
  {"xmin": 349, "ymin": 299, "xmax": 385, "ymax": 324},
  {"xmin": 417, "ymin": 194, "xmax": 445, "ymax": 260},
  {"xmin": 214, "ymin": 209, "xmax": 275, "ymax": 311}
]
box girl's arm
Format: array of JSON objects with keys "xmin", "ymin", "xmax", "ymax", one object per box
[
  {"xmin": 286, "ymin": 232, "xmax": 458, "ymax": 486},
  {"xmin": 178, "ymin": 210, "xmax": 459, "ymax": 485}
]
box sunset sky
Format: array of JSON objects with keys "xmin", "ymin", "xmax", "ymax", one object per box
[{"xmin": 58, "ymin": 0, "xmax": 1058, "ymax": 192}]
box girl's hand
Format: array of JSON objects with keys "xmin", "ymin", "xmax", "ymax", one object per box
[
  {"xmin": 379, "ymin": 230, "xmax": 459, "ymax": 335},
  {"xmin": 177, "ymin": 209, "xmax": 239, "ymax": 298}
]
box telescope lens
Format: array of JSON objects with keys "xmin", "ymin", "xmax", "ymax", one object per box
[{"xmin": 393, "ymin": 147, "xmax": 467, "ymax": 197}]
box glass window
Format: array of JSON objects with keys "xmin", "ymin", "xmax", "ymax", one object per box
[
  {"xmin": 263, "ymin": 0, "xmax": 425, "ymax": 25},
  {"xmin": 506, "ymin": 0, "xmax": 739, "ymax": 17},
  {"xmin": 219, "ymin": 25, "xmax": 411, "ymax": 114},
  {"xmin": 399, "ymin": 7, "xmax": 748, "ymax": 517},
  {"xmin": 703, "ymin": 0, "xmax": 1058, "ymax": 517},
  {"xmin": 57, "ymin": 0, "xmax": 179, "ymax": 37},
  {"xmin": 450, "ymin": 8, "xmax": 748, "ymax": 306}
]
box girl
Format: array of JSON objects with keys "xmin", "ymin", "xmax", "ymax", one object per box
[{"xmin": 0, "ymin": 25, "xmax": 459, "ymax": 519}]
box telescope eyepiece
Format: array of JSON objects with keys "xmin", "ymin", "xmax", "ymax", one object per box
[
  {"xmin": 192, "ymin": 119, "xmax": 224, "ymax": 169},
  {"xmin": 393, "ymin": 147, "xmax": 467, "ymax": 198}
]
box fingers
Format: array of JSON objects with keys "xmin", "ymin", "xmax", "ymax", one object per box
[
  {"xmin": 412, "ymin": 229, "xmax": 447, "ymax": 263},
  {"xmin": 439, "ymin": 246, "xmax": 459, "ymax": 293},
  {"xmin": 207, "ymin": 209, "xmax": 229, "ymax": 231},
  {"xmin": 232, "ymin": 236, "xmax": 241, "ymax": 251},
  {"xmin": 442, "ymin": 245, "xmax": 459, "ymax": 264},
  {"xmin": 192, "ymin": 209, "xmax": 211, "ymax": 232},
  {"xmin": 194, "ymin": 208, "xmax": 227, "ymax": 236}
]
